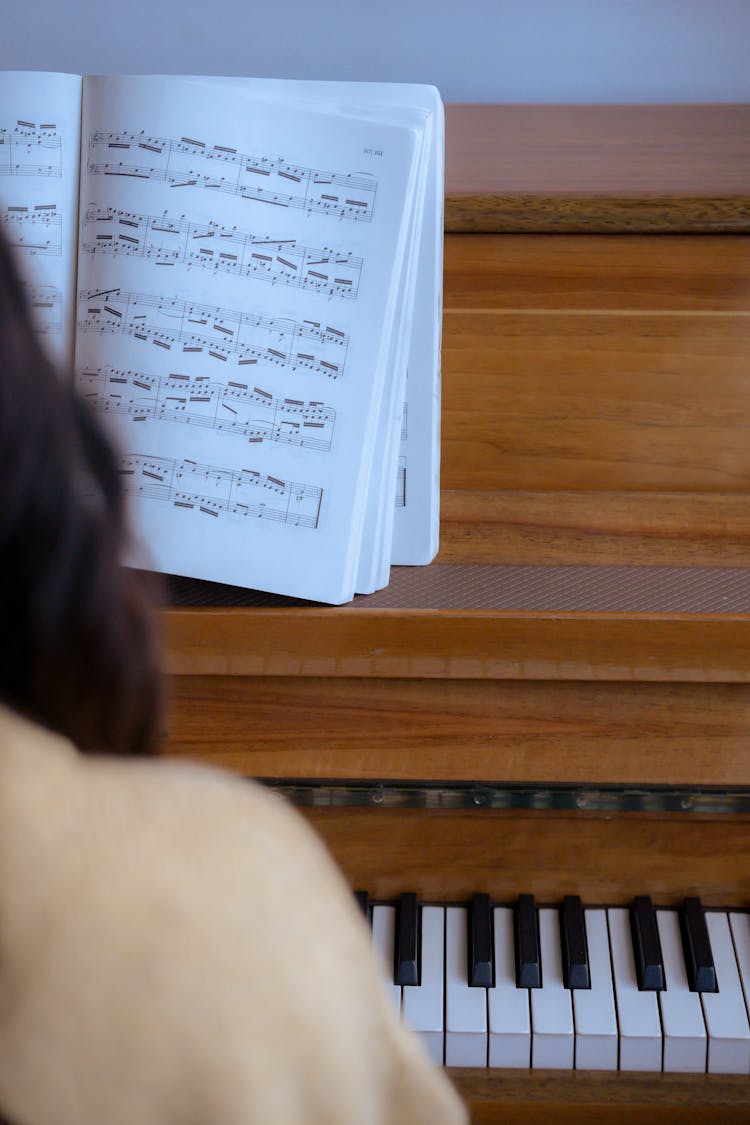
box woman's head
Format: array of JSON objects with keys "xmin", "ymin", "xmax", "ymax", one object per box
[{"xmin": 0, "ymin": 231, "xmax": 162, "ymax": 754}]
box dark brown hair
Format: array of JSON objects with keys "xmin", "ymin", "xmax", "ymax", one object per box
[{"xmin": 0, "ymin": 231, "xmax": 163, "ymax": 754}]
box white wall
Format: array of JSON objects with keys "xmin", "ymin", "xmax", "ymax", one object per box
[{"xmin": 2, "ymin": 0, "xmax": 749, "ymax": 103}]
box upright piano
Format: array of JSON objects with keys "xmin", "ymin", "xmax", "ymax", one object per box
[{"xmin": 159, "ymin": 105, "xmax": 750, "ymax": 1122}]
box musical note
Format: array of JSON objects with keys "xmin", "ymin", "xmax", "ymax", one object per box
[
  {"xmin": 80, "ymin": 365, "xmax": 335, "ymax": 453},
  {"xmin": 0, "ymin": 120, "xmax": 62, "ymax": 177},
  {"xmin": 1, "ymin": 202, "xmax": 61, "ymax": 255},
  {"xmin": 81, "ymin": 206, "xmax": 362, "ymax": 298},
  {"xmin": 77, "ymin": 287, "xmax": 349, "ymax": 379},
  {"xmin": 88, "ymin": 130, "xmax": 377, "ymax": 222},
  {"xmin": 22, "ymin": 283, "xmax": 61, "ymax": 333},
  {"xmin": 119, "ymin": 453, "xmax": 322, "ymax": 528}
]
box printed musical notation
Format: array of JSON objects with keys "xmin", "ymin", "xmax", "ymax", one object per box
[
  {"xmin": 120, "ymin": 453, "xmax": 322, "ymax": 529},
  {"xmin": 81, "ymin": 206, "xmax": 363, "ymax": 298},
  {"xmin": 22, "ymin": 283, "xmax": 61, "ymax": 333},
  {"xmin": 1, "ymin": 202, "xmax": 61, "ymax": 255},
  {"xmin": 0, "ymin": 121, "xmax": 61, "ymax": 177},
  {"xmin": 88, "ymin": 131, "xmax": 377, "ymax": 222},
  {"xmin": 396, "ymin": 456, "xmax": 406, "ymax": 508},
  {"xmin": 80, "ymin": 365, "xmax": 335, "ymax": 453},
  {"xmin": 78, "ymin": 287, "xmax": 349, "ymax": 379}
]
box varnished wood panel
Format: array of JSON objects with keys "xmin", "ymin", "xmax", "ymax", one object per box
[
  {"xmin": 438, "ymin": 491, "xmax": 750, "ymax": 567},
  {"xmin": 446, "ymin": 193, "xmax": 750, "ymax": 235},
  {"xmin": 441, "ymin": 232, "xmax": 750, "ymax": 493},
  {"xmin": 164, "ymin": 676, "xmax": 750, "ymax": 787},
  {"xmin": 446, "ymin": 106, "xmax": 750, "ymax": 196},
  {"xmin": 443, "ymin": 234, "xmax": 750, "ymax": 311},
  {"xmin": 300, "ymin": 807, "xmax": 750, "ymax": 905},
  {"xmin": 442, "ymin": 311, "xmax": 750, "ymax": 491},
  {"xmin": 445, "ymin": 104, "xmax": 750, "ymax": 233},
  {"xmin": 450, "ymin": 1070, "xmax": 750, "ymax": 1123},
  {"xmin": 164, "ymin": 609, "xmax": 750, "ymax": 682}
]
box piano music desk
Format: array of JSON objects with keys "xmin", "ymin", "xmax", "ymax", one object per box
[{"xmin": 160, "ymin": 105, "xmax": 750, "ymax": 1121}]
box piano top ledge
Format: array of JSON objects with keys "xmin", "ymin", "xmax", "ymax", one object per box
[{"xmin": 163, "ymin": 606, "xmax": 750, "ymax": 683}]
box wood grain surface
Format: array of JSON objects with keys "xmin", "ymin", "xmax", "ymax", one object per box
[
  {"xmin": 164, "ymin": 675, "xmax": 750, "ymax": 786},
  {"xmin": 446, "ymin": 194, "xmax": 750, "ymax": 235},
  {"xmin": 449, "ymin": 1070, "xmax": 750, "ymax": 1123},
  {"xmin": 445, "ymin": 104, "xmax": 750, "ymax": 232},
  {"xmin": 299, "ymin": 807, "xmax": 750, "ymax": 905},
  {"xmin": 443, "ymin": 233, "xmax": 750, "ymax": 311},
  {"xmin": 442, "ymin": 234, "xmax": 750, "ymax": 492},
  {"xmin": 438, "ymin": 491, "xmax": 750, "ymax": 567},
  {"xmin": 163, "ymin": 609, "xmax": 750, "ymax": 683}
]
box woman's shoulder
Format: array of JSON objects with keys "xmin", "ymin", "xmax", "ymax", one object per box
[
  {"xmin": 0, "ymin": 701, "xmax": 341, "ymax": 908},
  {"xmin": 0, "ymin": 698, "xmax": 306, "ymax": 833},
  {"xmin": 0, "ymin": 703, "xmax": 467, "ymax": 1125}
]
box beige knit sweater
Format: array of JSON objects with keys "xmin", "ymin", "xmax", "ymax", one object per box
[{"xmin": 0, "ymin": 706, "xmax": 466, "ymax": 1125}]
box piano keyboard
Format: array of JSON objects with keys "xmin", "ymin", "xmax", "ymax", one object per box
[{"xmin": 356, "ymin": 892, "xmax": 750, "ymax": 1074}]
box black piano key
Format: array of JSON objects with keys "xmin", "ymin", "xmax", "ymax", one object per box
[
  {"xmin": 515, "ymin": 894, "xmax": 542, "ymax": 989},
  {"xmin": 560, "ymin": 895, "xmax": 590, "ymax": 990},
  {"xmin": 394, "ymin": 892, "xmax": 421, "ymax": 986},
  {"xmin": 680, "ymin": 896, "xmax": 719, "ymax": 993},
  {"xmin": 630, "ymin": 895, "xmax": 665, "ymax": 991},
  {"xmin": 468, "ymin": 892, "xmax": 494, "ymax": 988},
  {"xmin": 354, "ymin": 890, "xmax": 371, "ymax": 924}
]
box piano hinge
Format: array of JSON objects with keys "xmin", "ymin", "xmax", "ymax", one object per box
[{"xmin": 257, "ymin": 780, "xmax": 750, "ymax": 815}]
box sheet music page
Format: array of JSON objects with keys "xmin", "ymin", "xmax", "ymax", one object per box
[
  {"xmin": 355, "ymin": 139, "xmax": 428, "ymax": 592},
  {"xmin": 188, "ymin": 78, "xmax": 444, "ymax": 570},
  {"xmin": 76, "ymin": 76, "xmax": 421, "ymax": 603},
  {"xmin": 0, "ymin": 72, "xmax": 82, "ymax": 367}
]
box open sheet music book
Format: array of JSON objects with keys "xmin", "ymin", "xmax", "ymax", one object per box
[{"xmin": 1, "ymin": 72, "xmax": 443, "ymax": 604}]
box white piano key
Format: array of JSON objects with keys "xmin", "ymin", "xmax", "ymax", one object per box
[
  {"xmin": 701, "ymin": 912, "xmax": 750, "ymax": 1074},
  {"xmin": 371, "ymin": 905, "xmax": 402, "ymax": 1016},
  {"xmin": 656, "ymin": 909, "xmax": 707, "ymax": 1073},
  {"xmin": 531, "ymin": 907, "xmax": 574, "ymax": 1069},
  {"xmin": 488, "ymin": 906, "xmax": 531, "ymax": 1068},
  {"xmin": 402, "ymin": 905, "xmax": 445, "ymax": 1067},
  {"xmin": 445, "ymin": 905, "xmax": 487, "ymax": 1066},
  {"xmin": 729, "ymin": 912, "xmax": 750, "ymax": 1019},
  {"xmin": 608, "ymin": 908, "xmax": 662, "ymax": 1071},
  {"xmin": 573, "ymin": 909, "xmax": 618, "ymax": 1070}
]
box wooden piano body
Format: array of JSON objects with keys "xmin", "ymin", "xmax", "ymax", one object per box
[{"xmin": 159, "ymin": 106, "xmax": 750, "ymax": 1121}]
